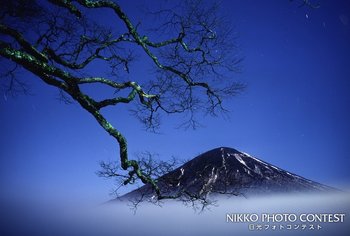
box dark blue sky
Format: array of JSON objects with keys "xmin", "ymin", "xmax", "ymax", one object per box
[{"xmin": 1, "ymin": 0, "xmax": 349, "ymax": 203}]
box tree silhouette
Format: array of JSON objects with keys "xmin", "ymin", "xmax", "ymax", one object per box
[{"xmin": 0, "ymin": 0, "xmax": 243, "ymax": 205}]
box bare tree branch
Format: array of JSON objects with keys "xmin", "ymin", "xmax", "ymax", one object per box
[{"xmin": 0, "ymin": 0, "xmax": 244, "ymax": 208}]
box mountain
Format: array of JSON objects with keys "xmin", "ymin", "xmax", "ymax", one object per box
[{"xmin": 120, "ymin": 147, "xmax": 336, "ymax": 200}]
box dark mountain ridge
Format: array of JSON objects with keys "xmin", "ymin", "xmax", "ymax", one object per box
[{"xmin": 120, "ymin": 147, "xmax": 336, "ymax": 200}]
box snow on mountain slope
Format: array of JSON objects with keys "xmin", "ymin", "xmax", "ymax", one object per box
[{"xmin": 120, "ymin": 147, "xmax": 336, "ymax": 200}]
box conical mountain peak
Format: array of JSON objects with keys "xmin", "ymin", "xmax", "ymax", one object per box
[{"xmin": 120, "ymin": 147, "xmax": 336, "ymax": 200}]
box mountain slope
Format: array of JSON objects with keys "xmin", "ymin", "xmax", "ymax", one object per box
[{"xmin": 120, "ymin": 147, "xmax": 335, "ymax": 200}]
